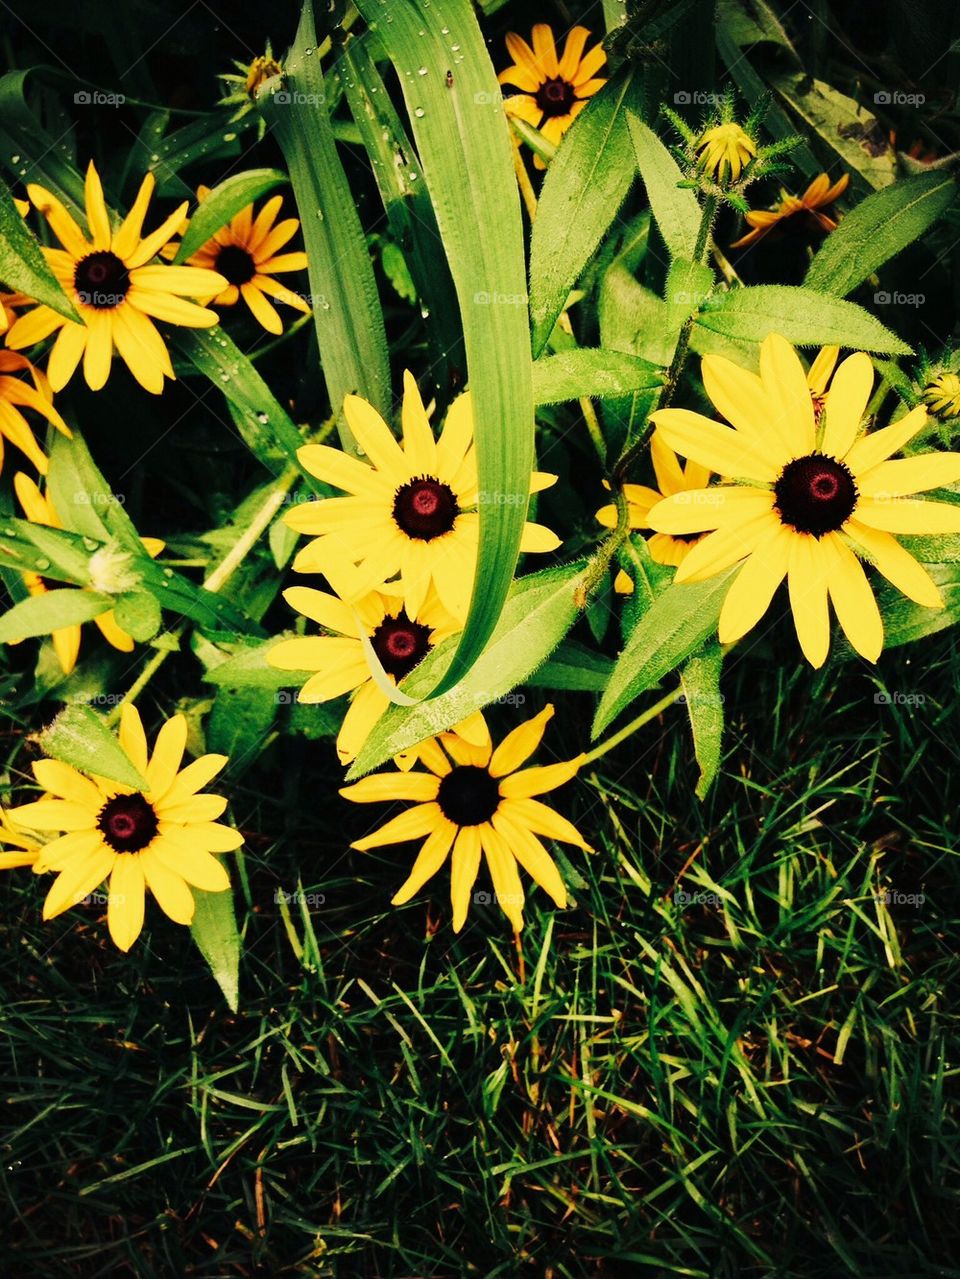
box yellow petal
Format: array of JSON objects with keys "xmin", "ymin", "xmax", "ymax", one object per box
[
  {"xmin": 141, "ymin": 850, "xmax": 195, "ymax": 924},
  {"xmin": 489, "ymin": 705, "xmax": 554, "ymax": 777},
  {"xmin": 46, "ymin": 322, "xmax": 88, "ymax": 392},
  {"xmin": 42, "ymin": 845, "xmax": 114, "ymax": 918},
  {"xmin": 112, "ymin": 172, "xmax": 156, "ymax": 261},
  {"xmin": 8, "ymin": 799, "xmax": 96, "ymax": 831},
  {"xmin": 401, "ymin": 370, "xmax": 437, "ymax": 473},
  {"xmin": 846, "ymin": 520, "xmax": 942, "ymax": 608},
  {"xmin": 650, "ymin": 408, "xmax": 781, "ymax": 482},
  {"xmin": 343, "ymin": 394, "xmax": 408, "ymax": 474},
  {"xmin": 84, "ymin": 161, "xmax": 112, "ymax": 250},
  {"xmin": 450, "ymin": 825, "xmax": 482, "ymax": 931},
  {"xmin": 337, "ymin": 679, "xmax": 390, "ymax": 765},
  {"xmin": 82, "ymin": 312, "xmax": 114, "ymax": 391},
  {"xmin": 282, "ymin": 585, "xmax": 359, "ymax": 636},
  {"xmin": 821, "ymin": 352, "xmax": 874, "ymax": 459},
  {"xmin": 107, "ymin": 855, "xmax": 146, "ymax": 951},
  {"xmin": 855, "ymin": 496, "xmax": 960, "ymax": 535},
  {"xmin": 498, "ymin": 755, "xmax": 583, "ymax": 799},
  {"xmin": 119, "ymin": 703, "xmax": 149, "ymax": 778},
  {"xmin": 32, "ymin": 758, "xmax": 103, "ymax": 809},
  {"xmin": 157, "ymin": 754, "xmax": 229, "ymax": 808},
  {"xmin": 701, "ymin": 354, "xmax": 772, "ymax": 444},
  {"xmin": 717, "ymin": 526, "xmax": 791, "ymax": 644},
  {"xmin": 503, "ymin": 797, "xmax": 592, "ymax": 849},
  {"xmin": 858, "ymin": 453, "xmax": 960, "ymax": 498},
  {"xmin": 296, "ymin": 443, "xmax": 393, "ymax": 497},
  {"xmin": 351, "ymin": 803, "xmax": 444, "ymax": 851},
  {"xmin": 145, "ymin": 714, "xmax": 188, "ymax": 798},
  {"xmin": 823, "ymin": 533, "xmax": 883, "ymax": 662},
  {"xmin": 648, "ymin": 485, "xmax": 774, "ymax": 534},
  {"xmin": 492, "ymin": 809, "xmax": 567, "ymax": 907},
  {"xmin": 479, "ymin": 823, "xmax": 525, "ymax": 932},
  {"xmin": 787, "ymin": 534, "xmax": 831, "ymax": 668},
  {"xmin": 391, "ymin": 822, "xmax": 456, "ymax": 905},
  {"xmin": 845, "ymin": 406, "xmax": 927, "ymax": 473},
  {"xmin": 152, "ymin": 836, "xmax": 231, "ymax": 890},
  {"xmin": 757, "ymin": 333, "xmax": 816, "ymax": 455},
  {"xmin": 674, "ymin": 511, "xmax": 778, "ymax": 583}
]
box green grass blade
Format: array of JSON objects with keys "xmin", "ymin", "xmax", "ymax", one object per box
[
  {"xmin": 353, "ymin": 0, "xmax": 535, "ymax": 699},
  {"xmin": 261, "ymin": 3, "xmax": 391, "ymax": 451}
]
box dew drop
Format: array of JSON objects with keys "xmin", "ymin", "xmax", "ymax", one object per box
[
  {"xmin": 414, "ymin": 107, "xmax": 425, "ymax": 117},
  {"xmin": 81, "ymin": 538, "xmax": 98, "ymax": 551},
  {"xmin": 10, "ymin": 154, "xmax": 20, "ymax": 163},
  {"xmin": 417, "ymin": 66, "xmax": 428, "ymax": 76},
  {"xmin": 34, "ymin": 557, "xmax": 50, "ymax": 571}
]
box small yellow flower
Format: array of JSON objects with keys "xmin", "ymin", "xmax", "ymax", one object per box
[
  {"xmin": 696, "ymin": 122, "xmax": 757, "ymax": 183},
  {"xmin": 13, "ymin": 473, "xmax": 164, "ymax": 675},
  {"xmin": 597, "ymin": 433, "xmax": 711, "ymax": 569},
  {"xmin": 923, "ymin": 372, "xmax": 960, "ymax": 418},
  {"xmin": 244, "ymin": 53, "xmax": 283, "ymax": 98},
  {"xmin": 647, "ymin": 334, "xmax": 960, "ymax": 667},
  {"xmin": 267, "ymin": 579, "xmax": 488, "ymax": 767},
  {"xmin": 340, "ymin": 705, "xmax": 590, "ymax": 933},
  {"xmin": 165, "ymin": 187, "xmax": 310, "ymax": 335},
  {"xmin": 0, "ymin": 347, "xmax": 71, "ymax": 475},
  {"xmin": 7, "ymin": 162, "xmax": 227, "ymax": 394},
  {"xmin": 284, "ymin": 370, "xmax": 560, "ymax": 625},
  {"xmin": 8, "ymin": 705, "xmax": 240, "ymax": 951},
  {"xmin": 731, "ymin": 172, "xmax": 849, "ymax": 249},
  {"xmin": 499, "ymin": 24, "xmax": 607, "ymax": 167}
]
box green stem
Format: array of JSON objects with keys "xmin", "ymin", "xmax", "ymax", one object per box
[
  {"xmin": 577, "ymin": 482, "xmax": 630, "ymax": 606},
  {"xmin": 582, "ymin": 686, "xmax": 683, "ymax": 765}
]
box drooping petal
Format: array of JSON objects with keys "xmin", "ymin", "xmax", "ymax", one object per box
[
  {"xmin": 391, "ymin": 822, "xmax": 456, "ymax": 905},
  {"xmin": 489, "ymin": 705, "xmax": 554, "ymax": 777},
  {"xmin": 479, "ymin": 823, "xmax": 525, "ymax": 932},
  {"xmin": 351, "ymin": 803, "xmax": 444, "ymax": 850},
  {"xmin": 450, "ymin": 825, "xmax": 483, "ymax": 931},
  {"xmin": 786, "ymin": 533, "xmax": 831, "ymax": 668},
  {"xmin": 107, "ymin": 855, "xmax": 146, "ymax": 951},
  {"xmin": 823, "ymin": 533, "xmax": 883, "ymax": 662},
  {"xmin": 717, "ymin": 526, "xmax": 791, "ymax": 644},
  {"xmin": 820, "ymin": 352, "xmax": 874, "ymax": 459}
]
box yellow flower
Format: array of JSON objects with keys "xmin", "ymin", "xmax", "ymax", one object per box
[
  {"xmin": 166, "ymin": 187, "xmax": 309, "ymax": 335},
  {"xmin": 696, "ymin": 123, "xmax": 757, "ymax": 183},
  {"xmin": 13, "ymin": 472, "xmax": 164, "ymax": 675},
  {"xmin": 0, "ymin": 806, "xmax": 40, "ymax": 870},
  {"xmin": 340, "ymin": 705, "xmax": 590, "ymax": 933},
  {"xmin": 731, "ymin": 172, "xmax": 849, "ymax": 249},
  {"xmin": 597, "ymin": 432, "xmax": 711, "ymax": 568},
  {"xmin": 6, "ymin": 162, "xmax": 227, "ymax": 394},
  {"xmin": 0, "ymin": 287, "xmax": 32, "ymax": 337},
  {"xmin": 499, "ymin": 24, "xmax": 607, "ymax": 167},
  {"xmin": 923, "ymin": 372, "xmax": 960, "ymax": 418},
  {"xmin": 267, "ymin": 580, "xmax": 489, "ymax": 767},
  {"xmin": 0, "ymin": 347, "xmax": 71, "ymax": 475},
  {"xmin": 8, "ymin": 705, "xmax": 240, "ymax": 951},
  {"xmin": 647, "ymin": 333, "xmax": 960, "ymax": 666},
  {"xmin": 284, "ymin": 370, "xmax": 560, "ymax": 624}
]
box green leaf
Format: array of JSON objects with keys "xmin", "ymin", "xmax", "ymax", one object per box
[
  {"xmin": 47, "ymin": 430, "xmax": 145, "ymax": 551},
  {"xmin": 695, "ymin": 285, "xmax": 912, "ymax": 356},
  {"xmin": 338, "ymin": 34, "xmax": 465, "ymax": 392},
  {"xmin": 172, "ymin": 169, "xmax": 289, "ymax": 263},
  {"xmin": 0, "ymin": 588, "xmax": 113, "ymax": 642},
  {"xmin": 679, "ymin": 641, "xmax": 724, "ymax": 800},
  {"xmin": 113, "ymin": 591, "xmax": 162, "ymax": 642},
  {"xmin": 532, "ymin": 349, "xmax": 662, "ymax": 405},
  {"xmin": 529, "ymin": 67, "xmax": 642, "ymax": 354},
  {"xmin": 0, "ymin": 175, "xmax": 78, "ymax": 322},
  {"xmin": 0, "ymin": 70, "xmax": 86, "ymax": 219},
  {"xmin": 38, "ymin": 704, "xmax": 148, "ymax": 790},
  {"xmin": 353, "ymin": 0, "xmax": 536, "ymax": 699},
  {"xmin": 528, "ymin": 641, "xmax": 614, "ymax": 692},
  {"xmin": 770, "ymin": 71, "xmax": 896, "ymax": 190},
  {"xmin": 204, "ymin": 636, "xmax": 310, "ymax": 689},
  {"xmin": 805, "ymin": 171, "xmax": 957, "ymax": 297},
  {"xmin": 191, "ymin": 887, "xmax": 240, "ymax": 1012},
  {"xmin": 0, "ymin": 517, "xmax": 97, "ymax": 585},
  {"xmin": 261, "ymin": 3, "xmax": 391, "ymax": 450},
  {"xmin": 627, "ymin": 115, "xmax": 702, "ymax": 262},
  {"xmin": 593, "ymin": 571, "xmax": 736, "ymax": 736},
  {"xmin": 348, "ymin": 560, "xmax": 588, "ymax": 777},
  {"xmin": 875, "ymin": 565, "xmax": 960, "ymax": 649}
]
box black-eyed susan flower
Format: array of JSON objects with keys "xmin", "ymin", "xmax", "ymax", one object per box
[
  {"xmin": 597, "ymin": 432, "xmax": 711, "ymax": 569},
  {"xmin": 340, "ymin": 705, "xmax": 590, "ymax": 933},
  {"xmin": 0, "ymin": 806, "xmax": 40, "ymax": 870},
  {"xmin": 167, "ymin": 187, "xmax": 309, "ymax": 335},
  {"xmin": 731, "ymin": 172, "xmax": 849, "ymax": 249},
  {"xmin": 6, "ymin": 163, "xmax": 227, "ymax": 394},
  {"xmin": 8, "ymin": 705, "xmax": 240, "ymax": 951},
  {"xmin": 696, "ymin": 123, "xmax": 757, "ymax": 183},
  {"xmin": 646, "ymin": 334, "xmax": 960, "ymax": 666},
  {"xmin": 284, "ymin": 371, "xmax": 560, "ymax": 624},
  {"xmin": 267, "ymin": 580, "xmax": 488, "ymax": 767},
  {"xmin": 498, "ymin": 24, "xmax": 607, "ymax": 166},
  {"xmin": 13, "ymin": 473, "xmax": 164, "ymax": 675},
  {"xmin": 923, "ymin": 372, "xmax": 960, "ymax": 418},
  {"xmin": 0, "ymin": 348, "xmax": 71, "ymax": 475}
]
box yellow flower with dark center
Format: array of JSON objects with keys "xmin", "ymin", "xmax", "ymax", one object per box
[
  {"xmin": 0, "ymin": 347, "xmax": 71, "ymax": 475},
  {"xmin": 499, "ymin": 24, "xmax": 607, "ymax": 167},
  {"xmin": 13, "ymin": 473, "xmax": 164, "ymax": 675},
  {"xmin": 6, "ymin": 162, "xmax": 227, "ymax": 394},
  {"xmin": 340, "ymin": 705, "xmax": 590, "ymax": 933},
  {"xmin": 167, "ymin": 187, "xmax": 309, "ymax": 335},
  {"xmin": 647, "ymin": 334, "xmax": 960, "ymax": 666},
  {"xmin": 8, "ymin": 705, "xmax": 240, "ymax": 951},
  {"xmin": 284, "ymin": 371, "xmax": 561, "ymax": 624},
  {"xmin": 598, "ymin": 432, "xmax": 712, "ymax": 569},
  {"xmin": 267, "ymin": 580, "xmax": 488, "ymax": 767},
  {"xmin": 731, "ymin": 172, "xmax": 849, "ymax": 249},
  {"xmin": 696, "ymin": 123, "xmax": 757, "ymax": 183},
  {"xmin": 923, "ymin": 372, "xmax": 960, "ymax": 418},
  {"xmin": 0, "ymin": 806, "xmax": 40, "ymax": 870}
]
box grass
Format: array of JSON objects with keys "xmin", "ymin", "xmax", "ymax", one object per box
[{"xmin": 3, "ymin": 620, "xmax": 959, "ymax": 1278}]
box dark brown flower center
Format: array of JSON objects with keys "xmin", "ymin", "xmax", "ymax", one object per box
[
  {"xmin": 97, "ymin": 793, "xmax": 158, "ymax": 853},
  {"xmin": 74, "ymin": 251, "xmax": 130, "ymax": 309},
  {"xmin": 774, "ymin": 454, "xmax": 858, "ymax": 537},
  {"xmin": 392, "ymin": 477, "xmax": 459, "ymax": 540},
  {"xmin": 437, "ymin": 765, "xmax": 500, "ymax": 827},
  {"xmin": 370, "ymin": 612, "xmax": 432, "ymax": 680},
  {"xmin": 216, "ymin": 244, "xmax": 256, "ymax": 285},
  {"xmin": 535, "ymin": 76, "xmax": 576, "ymax": 117}
]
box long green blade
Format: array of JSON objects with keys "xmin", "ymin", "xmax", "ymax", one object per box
[{"xmin": 353, "ymin": 0, "xmax": 535, "ymax": 698}]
